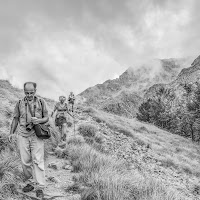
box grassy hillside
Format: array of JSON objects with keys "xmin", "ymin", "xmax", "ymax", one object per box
[{"xmin": 66, "ymin": 106, "xmax": 200, "ymax": 199}]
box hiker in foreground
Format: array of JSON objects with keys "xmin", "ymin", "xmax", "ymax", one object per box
[
  {"xmin": 51, "ymin": 95, "xmax": 74, "ymax": 141},
  {"xmin": 8, "ymin": 82, "xmax": 49, "ymax": 199}
]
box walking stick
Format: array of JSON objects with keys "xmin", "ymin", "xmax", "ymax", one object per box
[
  {"xmin": 71, "ymin": 102, "xmax": 75, "ymax": 137},
  {"xmin": 73, "ymin": 116, "xmax": 75, "ymax": 138}
]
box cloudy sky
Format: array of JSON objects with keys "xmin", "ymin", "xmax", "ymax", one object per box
[{"xmin": 0, "ymin": 0, "xmax": 200, "ymax": 100}]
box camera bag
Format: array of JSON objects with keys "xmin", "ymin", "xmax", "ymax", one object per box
[{"xmin": 26, "ymin": 97, "xmax": 51, "ymax": 139}]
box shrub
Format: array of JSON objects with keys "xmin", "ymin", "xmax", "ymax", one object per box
[
  {"xmin": 84, "ymin": 137, "xmax": 94, "ymax": 145},
  {"xmin": 83, "ymin": 107, "xmax": 96, "ymax": 114},
  {"xmin": 66, "ymin": 136, "xmax": 85, "ymax": 146},
  {"xmin": 94, "ymin": 135, "xmax": 103, "ymax": 144},
  {"xmin": 78, "ymin": 123, "xmax": 98, "ymax": 138},
  {"xmin": 159, "ymin": 158, "xmax": 179, "ymax": 169}
]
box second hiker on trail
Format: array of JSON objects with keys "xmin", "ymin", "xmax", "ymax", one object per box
[{"xmin": 51, "ymin": 96, "xmax": 74, "ymax": 141}]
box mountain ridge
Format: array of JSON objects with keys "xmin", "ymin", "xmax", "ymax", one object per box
[{"xmin": 79, "ymin": 57, "xmax": 192, "ymax": 117}]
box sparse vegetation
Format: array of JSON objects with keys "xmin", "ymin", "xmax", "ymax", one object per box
[{"xmin": 64, "ymin": 143, "xmax": 185, "ymax": 200}]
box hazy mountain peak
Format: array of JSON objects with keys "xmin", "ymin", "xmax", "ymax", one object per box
[{"xmin": 79, "ymin": 57, "xmax": 192, "ymax": 117}]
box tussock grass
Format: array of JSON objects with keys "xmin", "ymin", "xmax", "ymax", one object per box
[
  {"xmin": 78, "ymin": 123, "xmax": 98, "ymax": 137},
  {"xmin": 65, "ymin": 143, "xmax": 185, "ymax": 200},
  {"xmin": 159, "ymin": 157, "xmax": 179, "ymax": 169},
  {"xmin": 0, "ymin": 149, "xmax": 23, "ymax": 199},
  {"xmin": 77, "ymin": 123, "xmax": 106, "ymax": 153},
  {"xmin": 82, "ymin": 107, "xmax": 96, "ymax": 114},
  {"xmin": 66, "ymin": 135, "xmax": 85, "ymax": 146}
]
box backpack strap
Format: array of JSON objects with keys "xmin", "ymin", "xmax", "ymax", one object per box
[{"xmin": 39, "ymin": 98, "xmax": 44, "ymax": 118}]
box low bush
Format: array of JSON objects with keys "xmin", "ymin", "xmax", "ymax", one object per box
[
  {"xmin": 78, "ymin": 123, "xmax": 98, "ymax": 138},
  {"xmin": 66, "ymin": 135, "xmax": 85, "ymax": 146},
  {"xmin": 83, "ymin": 107, "xmax": 96, "ymax": 114},
  {"xmin": 159, "ymin": 158, "xmax": 179, "ymax": 170}
]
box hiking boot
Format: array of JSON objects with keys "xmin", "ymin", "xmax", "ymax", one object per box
[
  {"xmin": 22, "ymin": 184, "xmax": 34, "ymax": 193},
  {"xmin": 36, "ymin": 189, "xmax": 44, "ymax": 199}
]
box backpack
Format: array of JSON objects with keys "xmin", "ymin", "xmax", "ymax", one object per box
[{"xmin": 68, "ymin": 95, "xmax": 75, "ymax": 105}]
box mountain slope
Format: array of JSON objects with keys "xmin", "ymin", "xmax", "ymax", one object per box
[
  {"xmin": 79, "ymin": 58, "xmax": 192, "ymax": 117},
  {"xmin": 144, "ymin": 55, "xmax": 200, "ymax": 108},
  {"xmin": 76, "ymin": 106, "xmax": 200, "ymax": 199}
]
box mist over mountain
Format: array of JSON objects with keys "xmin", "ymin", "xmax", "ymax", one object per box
[{"xmin": 79, "ymin": 57, "xmax": 193, "ymax": 117}]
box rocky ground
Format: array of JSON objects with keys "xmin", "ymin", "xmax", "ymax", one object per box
[
  {"xmin": 44, "ymin": 155, "xmax": 80, "ymax": 200},
  {"xmin": 75, "ymin": 107, "xmax": 200, "ymax": 200}
]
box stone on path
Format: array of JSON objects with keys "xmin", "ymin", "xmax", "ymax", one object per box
[{"xmin": 48, "ymin": 162, "xmax": 58, "ymax": 170}]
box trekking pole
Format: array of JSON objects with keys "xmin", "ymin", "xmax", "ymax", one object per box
[
  {"xmin": 72, "ymin": 102, "xmax": 75, "ymax": 138},
  {"xmin": 73, "ymin": 115, "xmax": 75, "ymax": 138}
]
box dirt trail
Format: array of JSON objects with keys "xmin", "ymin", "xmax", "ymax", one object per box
[
  {"xmin": 44, "ymin": 155, "xmax": 80, "ymax": 200},
  {"xmin": 43, "ymin": 122, "xmax": 80, "ymax": 200}
]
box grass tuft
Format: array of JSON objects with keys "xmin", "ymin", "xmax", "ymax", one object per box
[{"xmin": 78, "ymin": 123, "xmax": 98, "ymax": 137}]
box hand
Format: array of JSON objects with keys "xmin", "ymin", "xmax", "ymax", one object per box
[
  {"xmin": 31, "ymin": 117, "xmax": 40, "ymax": 125},
  {"xmin": 8, "ymin": 134, "xmax": 14, "ymax": 143}
]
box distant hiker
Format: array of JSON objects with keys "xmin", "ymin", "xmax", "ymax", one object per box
[
  {"xmin": 51, "ymin": 95, "xmax": 74, "ymax": 141},
  {"xmin": 8, "ymin": 82, "xmax": 49, "ymax": 198},
  {"xmin": 68, "ymin": 92, "xmax": 75, "ymax": 112}
]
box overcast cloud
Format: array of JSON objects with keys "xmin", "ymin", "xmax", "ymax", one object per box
[{"xmin": 0, "ymin": 0, "xmax": 200, "ymax": 100}]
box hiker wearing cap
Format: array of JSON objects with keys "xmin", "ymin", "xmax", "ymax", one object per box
[
  {"xmin": 8, "ymin": 82, "xmax": 49, "ymax": 198},
  {"xmin": 51, "ymin": 96, "xmax": 74, "ymax": 141}
]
